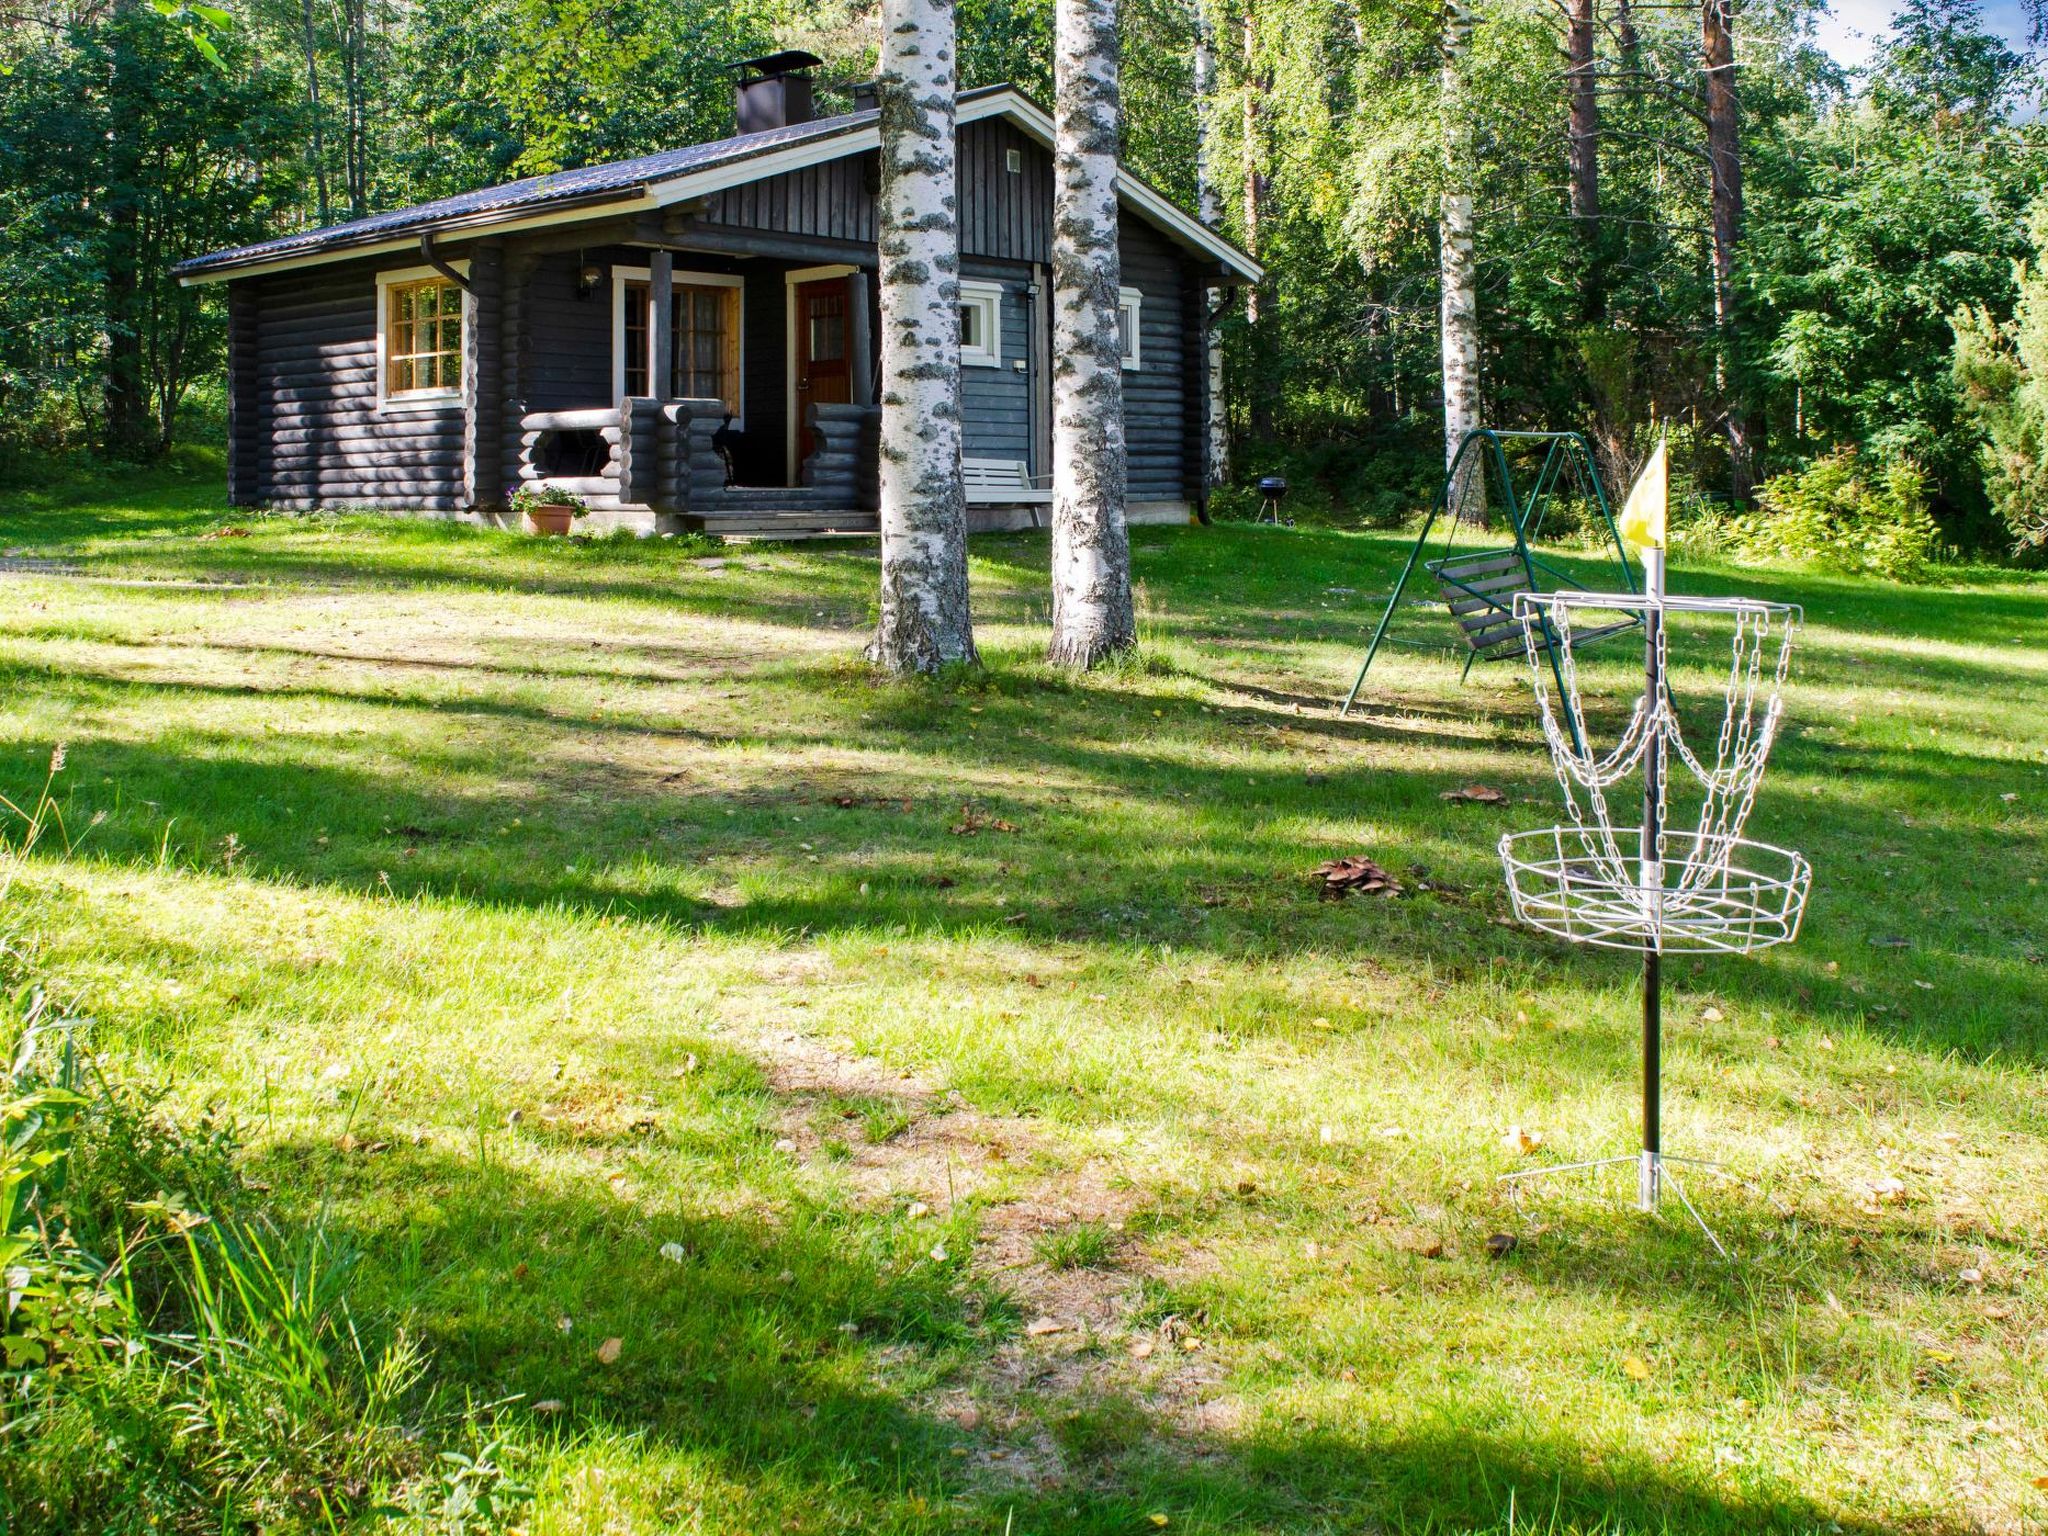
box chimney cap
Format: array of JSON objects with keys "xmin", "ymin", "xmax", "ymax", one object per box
[{"xmin": 728, "ymin": 50, "xmax": 823, "ymax": 80}]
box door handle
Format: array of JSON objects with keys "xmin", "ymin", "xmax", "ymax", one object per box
[{"xmin": 798, "ymin": 378, "xmax": 810, "ymax": 389}]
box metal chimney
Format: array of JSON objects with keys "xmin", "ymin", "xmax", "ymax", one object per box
[{"xmin": 730, "ymin": 51, "xmax": 823, "ymax": 133}]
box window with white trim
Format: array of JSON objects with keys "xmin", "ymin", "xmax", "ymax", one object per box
[
  {"xmin": 376, "ymin": 265, "xmax": 468, "ymax": 409},
  {"xmin": 1117, "ymin": 287, "xmax": 1142, "ymax": 370},
  {"xmin": 959, "ymin": 280, "xmax": 1003, "ymax": 367}
]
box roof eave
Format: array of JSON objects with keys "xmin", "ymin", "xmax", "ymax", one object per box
[{"xmin": 178, "ymin": 86, "xmax": 1262, "ymax": 288}]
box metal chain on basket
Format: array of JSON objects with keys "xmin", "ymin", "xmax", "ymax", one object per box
[{"xmin": 1520, "ymin": 595, "xmax": 1797, "ymax": 905}]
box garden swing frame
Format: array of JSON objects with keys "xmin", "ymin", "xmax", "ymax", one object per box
[{"xmin": 1340, "ymin": 429, "xmax": 1641, "ymax": 717}]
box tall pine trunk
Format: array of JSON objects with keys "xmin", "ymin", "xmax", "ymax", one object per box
[
  {"xmin": 300, "ymin": 0, "xmax": 331, "ymax": 225},
  {"xmin": 1439, "ymin": 0, "xmax": 1482, "ymax": 511},
  {"xmin": 1702, "ymin": 0, "xmax": 1753, "ymax": 500},
  {"xmin": 1048, "ymin": 0, "xmax": 1136, "ymax": 668},
  {"xmin": 1566, "ymin": 0, "xmax": 1602, "ymax": 318},
  {"xmin": 1193, "ymin": 0, "xmax": 1227, "ymax": 488},
  {"xmin": 868, "ymin": 0, "xmax": 977, "ymax": 676},
  {"xmin": 102, "ymin": 0, "xmax": 150, "ymax": 458}
]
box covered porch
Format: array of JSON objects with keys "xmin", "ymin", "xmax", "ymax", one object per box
[{"xmin": 502, "ymin": 230, "xmax": 1061, "ymax": 537}]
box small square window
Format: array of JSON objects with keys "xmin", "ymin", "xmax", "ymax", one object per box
[
  {"xmin": 1006, "ymin": 148, "xmax": 1022, "ymax": 174},
  {"xmin": 1117, "ymin": 287, "xmax": 1142, "ymax": 370},
  {"xmin": 959, "ymin": 280, "xmax": 1003, "ymax": 367}
]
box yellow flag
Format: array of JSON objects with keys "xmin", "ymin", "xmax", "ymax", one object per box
[{"xmin": 1617, "ymin": 438, "xmax": 1668, "ymax": 554}]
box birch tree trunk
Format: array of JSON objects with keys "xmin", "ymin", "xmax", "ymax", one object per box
[
  {"xmin": 1439, "ymin": 0, "xmax": 1483, "ymax": 517},
  {"xmin": 1048, "ymin": 0, "xmax": 1136, "ymax": 668},
  {"xmin": 868, "ymin": 0, "xmax": 978, "ymax": 676},
  {"xmin": 1702, "ymin": 0, "xmax": 1755, "ymax": 500},
  {"xmin": 1193, "ymin": 0, "xmax": 1228, "ymax": 489}
]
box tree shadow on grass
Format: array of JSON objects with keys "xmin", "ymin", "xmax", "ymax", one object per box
[
  {"xmin": 5, "ymin": 640, "xmax": 2042, "ymax": 1067},
  {"xmin": 286, "ymin": 1133, "xmax": 1962, "ymax": 1536}
]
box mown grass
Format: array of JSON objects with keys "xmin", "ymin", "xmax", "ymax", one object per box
[{"xmin": 0, "ymin": 459, "xmax": 2044, "ymax": 1534}]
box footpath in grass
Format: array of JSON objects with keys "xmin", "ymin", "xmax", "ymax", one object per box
[{"xmin": 1, "ymin": 464, "xmax": 2045, "ymax": 1534}]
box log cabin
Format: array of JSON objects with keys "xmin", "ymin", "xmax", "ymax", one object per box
[{"xmin": 174, "ymin": 56, "xmax": 1264, "ymax": 538}]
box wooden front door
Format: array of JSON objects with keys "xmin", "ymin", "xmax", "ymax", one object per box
[{"xmin": 794, "ymin": 278, "xmax": 852, "ymax": 466}]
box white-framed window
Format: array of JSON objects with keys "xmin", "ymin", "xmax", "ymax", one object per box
[
  {"xmin": 1117, "ymin": 286, "xmax": 1142, "ymax": 370},
  {"xmin": 611, "ymin": 265, "xmax": 745, "ymax": 414},
  {"xmin": 375, "ymin": 263, "xmax": 469, "ymax": 412},
  {"xmin": 959, "ymin": 280, "xmax": 1004, "ymax": 367}
]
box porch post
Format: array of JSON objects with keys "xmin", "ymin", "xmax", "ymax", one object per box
[
  {"xmin": 648, "ymin": 249, "xmax": 673, "ymax": 399},
  {"xmin": 467, "ymin": 237, "xmax": 505, "ymax": 508},
  {"xmin": 846, "ymin": 268, "xmax": 874, "ymax": 407}
]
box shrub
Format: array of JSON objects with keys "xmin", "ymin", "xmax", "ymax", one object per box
[{"xmin": 1734, "ymin": 448, "xmax": 1944, "ymax": 581}]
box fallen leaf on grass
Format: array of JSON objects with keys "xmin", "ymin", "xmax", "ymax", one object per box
[
  {"xmin": 1440, "ymin": 783, "xmax": 1508, "ymax": 805},
  {"xmin": 950, "ymin": 804, "xmax": 1018, "ymax": 836},
  {"xmin": 1130, "ymin": 1336, "xmax": 1155, "ymax": 1359},
  {"xmin": 1314, "ymin": 856, "xmax": 1403, "ymax": 901},
  {"xmin": 1502, "ymin": 1126, "xmax": 1544, "ymax": 1156},
  {"xmin": 532, "ymin": 1399, "xmax": 565, "ymax": 1415},
  {"xmin": 1149, "ymin": 1517, "xmax": 1170, "ymax": 1529},
  {"xmin": 1025, "ymin": 1316, "xmax": 1066, "ymax": 1337},
  {"xmin": 201, "ymin": 525, "xmax": 252, "ymax": 539},
  {"xmin": 1485, "ymin": 1233, "xmax": 1518, "ymax": 1259},
  {"xmin": 1621, "ymin": 1355, "xmax": 1651, "ymax": 1381},
  {"xmin": 596, "ymin": 1337, "xmax": 623, "ymax": 1365},
  {"xmin": 1701, "ymin": 1006, "xmax": 1725, "ymax": 1023}
]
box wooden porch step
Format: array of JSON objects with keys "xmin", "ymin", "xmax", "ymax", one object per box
[{"xmin": 684, "ymin": 508, "xmax": 880, "ymax": 538}]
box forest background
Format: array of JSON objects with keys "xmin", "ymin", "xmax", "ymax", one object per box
[{"xmin": 4, "ymin": 0, "xmax": 2047, "ymax": 556}]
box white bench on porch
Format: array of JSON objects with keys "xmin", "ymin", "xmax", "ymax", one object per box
[{"xmin": 962, "ymin": 457, "xmax": 1052, "ymax": 506}]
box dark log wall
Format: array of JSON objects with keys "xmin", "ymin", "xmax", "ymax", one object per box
[
  {"xmin": 221, "ymin": 123, "xmax": 1210, "ymax": 514},
  {"xmin": 959, "ymin": 258, "xmax": 1033, "ymax": 469},
  {"xmin": 1118, "ymin": 214, "xmax": 1190, "ymax": 504},
  {"xmin": 524, "ymin": 252, "xmax": 613, "ymax": 413},
  {"xmin": 247, "ymin": 260, "xmax": 464, "ymax": 510}
]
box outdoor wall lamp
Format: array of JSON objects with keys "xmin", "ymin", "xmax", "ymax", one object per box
[{"xmin": 576, "ymin": 259, "xmax": 603, "ymax": 299}]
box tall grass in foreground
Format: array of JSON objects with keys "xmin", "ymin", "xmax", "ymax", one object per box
[{"xmin": 0, "ymin": 751, "xmax": 526, "ymax": 1534}]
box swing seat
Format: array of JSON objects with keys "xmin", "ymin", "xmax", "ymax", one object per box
[{"xmin": 1427, "ymin": 549, "xmax": 1636, "ymax": 662}]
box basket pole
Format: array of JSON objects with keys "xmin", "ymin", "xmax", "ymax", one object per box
[{"xmin": 1638, "ymin": 545, "xmax": 1667, "ymax": 1211}]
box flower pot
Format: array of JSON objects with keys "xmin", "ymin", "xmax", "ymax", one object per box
[{"xmin": 526, "ymin": 505, "xmax": 575, "ymax": 536}]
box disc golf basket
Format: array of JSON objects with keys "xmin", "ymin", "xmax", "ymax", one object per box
[
  {"xmin": 1495, "ymin": 519, "xmax": 1811, "ymax": 1253},
  {"xmin": 1340, "ymin": 429, "xmax": 1639, "ymax": 717}
]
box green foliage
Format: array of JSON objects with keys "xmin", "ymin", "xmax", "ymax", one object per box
[
  {"xmin": 509, "ymin": 483, "xmax": 590, "ymax": 517},
  {"xmin": 1734, "ymin": 448, "xmax": 1945, "ymax": 581},
  {"xmin": 1952, "ymin": 199, "xmax": 2048, "ymax": 554}
]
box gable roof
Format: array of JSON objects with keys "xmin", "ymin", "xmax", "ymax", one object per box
[{"xmin": 175, "ymin": 86, "xmax": 1262, "ymax": 286}]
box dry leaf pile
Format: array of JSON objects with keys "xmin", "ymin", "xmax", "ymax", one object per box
[
  {"xmin": 1314, "ymin": 857, "xmax": 1403, "ymax": 901},
  {"xmin": 1440, "ymin": 783, "xmax": 1508, "ymax": 806}
]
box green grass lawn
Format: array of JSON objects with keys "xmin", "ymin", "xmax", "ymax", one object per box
[{"xmin": 3, "ymin": 462, "xmax": 2045, "ymax": 1534}]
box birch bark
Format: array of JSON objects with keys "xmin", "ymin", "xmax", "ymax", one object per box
[
  {"xmin": 1048, "ymin": 0, "xmax": 1136, "ymax": 668},
  {"xmin": 1439, "ymin": 0, "xmax": 1484, "ymax": 517},
  {"xmin": 868, "ymin": 0, "xmax": 978, "ymax": 675}
]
